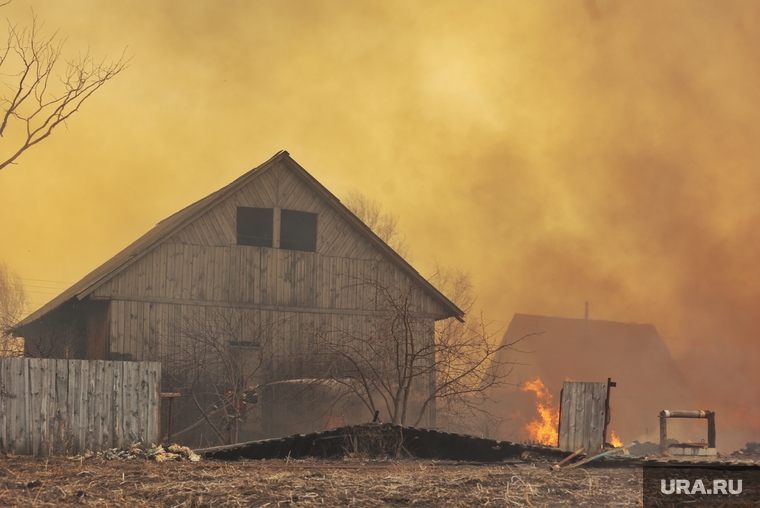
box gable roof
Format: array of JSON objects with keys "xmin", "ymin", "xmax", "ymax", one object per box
[
  {"xmin": 15, "ymin": 151, "xmax": 464, "ymax": 331},
  {"xmin": 497, "ymin": 313, "xmax": 690, "ymax": 390}
]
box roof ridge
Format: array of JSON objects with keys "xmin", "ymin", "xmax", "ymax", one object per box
[{"xmin": 513, "ymin": 312, "xmax": 655, "ymax": 327}]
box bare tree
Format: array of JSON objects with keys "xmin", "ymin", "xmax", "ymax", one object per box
[
  {"xmin": 159, "ymin": 306, "xmax": 275, "ymax": 446},
  {"xmin": 0, "ymin": 262, "xmax": 26, "ymax": 355},
  {"xmin": 0, "ymin": 10, "xmax": 128, "ymax": 172},
  {"xmin": 343, "ymin": 191, "xmax": 410, "ymax": 258},
  {"xmin": 427, "ymin": 264, "xmax": 475, "ymax": 311},
  {"xmin": 310, "ymin": 273, "xmax": 529, "ymax": 428},
  {"xmin": 426, "ymin": 265, "xmax": 508, "ymax": 436}
]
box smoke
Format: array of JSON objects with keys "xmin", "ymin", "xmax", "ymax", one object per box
[{"xmin": 0, "ymin": 1, "xmax": 757, "ymax": 447}]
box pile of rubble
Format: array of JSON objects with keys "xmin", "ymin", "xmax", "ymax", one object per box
[
  {"xmin": 622, "ymin": 439, "xmax": 685, "ymax": 457},
  {"xmin": 70, "ymin": 443, "xmax": 201, "ymax": 462},
  {"xmin": 623, "ymin": 441, "xmax": 662, "ymax": 456},
  {"xmin": 731, "ymin": 442, "xmax": 760, "ymax": 459}
]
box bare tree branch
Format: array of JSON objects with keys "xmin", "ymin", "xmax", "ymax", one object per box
[
  {"xmin": 0, "ymin": 11, "xmax": 128, "ymax": 172},
  {"xmin": 343, "ymin": 191, "xmax": 410, "ymax": 258},
  {"xmin": 159, "ymin": 306, "xmax": 273, "ymax": 445},
  {"xmin": 310, "ymin": 270, "xmax": 531, "ymax": 430}
]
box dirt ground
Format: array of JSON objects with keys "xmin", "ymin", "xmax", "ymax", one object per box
[{"xmin": 0, "ymin": 455, "xmax": 643, "ymax": 507}]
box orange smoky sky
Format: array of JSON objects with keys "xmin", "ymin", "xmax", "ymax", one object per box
[{"xmin": 0, "ymin": 1, "xmax": 758, "ymax": 447}]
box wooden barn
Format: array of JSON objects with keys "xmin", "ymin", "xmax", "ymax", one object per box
[
  {"xmin": 13, "ymin": 151, "xmax": 463, "ymax": 446},
  {"xmin": 489, "ymin": 313, "xmax": 694, "ymax": 446}
]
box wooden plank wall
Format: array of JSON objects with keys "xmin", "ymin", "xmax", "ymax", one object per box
[
  {"xmin": 0, "ymin": 358, "xmax": 160, "ymax": 456},
  {"xmin": 557, "ymin": 381, "xmax": 607, "ymax": 453},
  {"xmin": 96, "ymin": 248, "xmax": 443, "ymax": 315},
  {"xmin": 107, "ymin": 302, "xmax": 433, "ymax": 384}
]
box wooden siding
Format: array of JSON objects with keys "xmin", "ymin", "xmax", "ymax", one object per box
[
  {"xmin": 557, "ymin": 381, "xmax": 607, "ymax": 453},
  {"xmin": 0, "ymin": 358, "xmax": 160, "ymax": 456},
  {"xmin": 107, "ymin": 303, "xmax": 434, "ymax": 381},
  {"xmin": 93, "ymin": 245, "xmax": 447, "ymax": 317}
]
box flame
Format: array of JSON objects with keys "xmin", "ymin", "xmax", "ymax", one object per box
[
  {"xmin": 520, "ymin": 378, "xmax": 559, "ymax": 446},
  {"xmin": 609, "ymin": 430, "xmax": 623, "ymax": 448}
]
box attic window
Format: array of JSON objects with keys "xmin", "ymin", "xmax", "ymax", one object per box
[
  {"xmin": 280, "ymin": 209, "xmax": 317, "ymax": 252},
  {"xmin": 237, "ymin": 207, "xmax": 273, "ymax": 247}
]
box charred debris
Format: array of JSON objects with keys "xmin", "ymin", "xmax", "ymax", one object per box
[
  {"xmin": 192, "ymin": 422, "xmax": 760, "ymax": 472},
  {"xmin": 196, "ymin": 422, "xmax": 567, "ymax": 462}
]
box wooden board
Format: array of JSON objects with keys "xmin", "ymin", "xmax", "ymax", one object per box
[{"xmin": 558, "ymin": 381, "xmax": 607, "ymax": 454}]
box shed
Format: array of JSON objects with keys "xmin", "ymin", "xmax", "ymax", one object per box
[{"xmin": 13, "ymin": 151, "xmax": 464, "ymax": 445}]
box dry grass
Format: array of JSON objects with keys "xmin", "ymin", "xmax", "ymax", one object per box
[{"xmin": 0, "ymin": 455, "xmax": 642, "ymax": 507}]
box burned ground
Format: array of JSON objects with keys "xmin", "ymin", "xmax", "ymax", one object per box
[{"xmin": 0, "ymin": 455, "xmax": 642, "ymax": 507}]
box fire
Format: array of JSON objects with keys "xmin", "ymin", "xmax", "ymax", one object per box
[
  {"xmin": 520, "ymin": 378, "xmax": 559, "ymax": 446},
  {"xmin": 609, "ymin": 430, "xmax": 623, "ymax": 447}
]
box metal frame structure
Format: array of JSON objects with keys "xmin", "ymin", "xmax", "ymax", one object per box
[{"xmin": 659, "ymin": 409, "xmax": 716, "ymax": 454}]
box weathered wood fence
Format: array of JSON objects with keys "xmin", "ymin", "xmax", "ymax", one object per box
[{"xmin": 0, "ymin": 358, "xmax": 160, "ymax": 456}]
